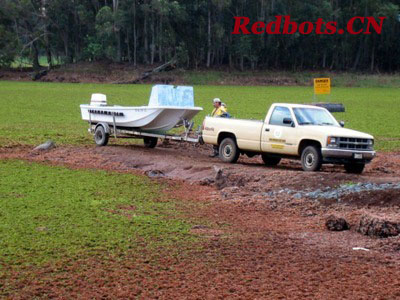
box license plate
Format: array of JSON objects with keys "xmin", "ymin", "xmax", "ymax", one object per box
[{"xmin": 354, "ymin": 153, "xmax": 363, "ymax": 159}]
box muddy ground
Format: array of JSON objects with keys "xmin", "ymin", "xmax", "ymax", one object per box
[{"xmin": 2, "ymin": 142, "xmax": 400, "ymax": 298}]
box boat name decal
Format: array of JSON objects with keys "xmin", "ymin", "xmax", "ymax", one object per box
[{"xmin": 89, "ymin": 109, "xmax": 124, "ymax": 116}]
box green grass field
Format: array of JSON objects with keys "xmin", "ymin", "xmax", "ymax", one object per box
[
  {"xmin": 0, "ymin": 160, "xmax": 193, "ymax": 268},
  {"xmin": 0, "ymin": 81, "xmax": 399, "ymax": 150}
]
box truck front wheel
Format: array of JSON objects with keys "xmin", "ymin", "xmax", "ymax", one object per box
[
  {"xmin": 344, "ymin": 163, "xmax": 365, "ymax": 174},
  {"xmin": 301, "ymin": 145, "xmax": 322, "ymax": 172},
  {"xmin": 261, "ymin": 154, "xmax": 281, "ymax": 166},
  {"xmin": 219, "ymin": 138, "xmax": 240, "ymax": 163}
]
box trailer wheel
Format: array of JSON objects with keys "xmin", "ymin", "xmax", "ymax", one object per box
[
  {"xmin": 94, "ymin": 125, "xmax": 109, "ymax": 146},
  {"xmin": 261, "ymin": 154, "xmax": 281, "ymax": 166},
  {"xmin": 301, "ymin": 145, "xmax": 322, "ymax": 172},
  {"xmin": 219, "ymin": 137, "xmax": 240, "ymax": 163},
  {"xmin": 344, "ymin": 163, "xmax": 365, "ymax": 174},
  {"xmin": 144, "ymin": 137, "xmax": 158, "ymax": 148}
]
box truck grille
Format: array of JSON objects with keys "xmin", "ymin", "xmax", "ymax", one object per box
[{"xmin": 338, "ymin": 137, "xmax": 371, "ymax": 151}]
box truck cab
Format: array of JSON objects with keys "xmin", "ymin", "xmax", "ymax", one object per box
[{"xmin": 202, "ymin": 103, "xmax": 375, "ymax": 173}]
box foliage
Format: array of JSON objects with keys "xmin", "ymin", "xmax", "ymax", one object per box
[
  {"xmin": 1, "ymin": 0, "xmax": 400, "ymax": 71},
  {"xmin": 0, "ymin": 81, "xmax": 399, "ymax": 150}
]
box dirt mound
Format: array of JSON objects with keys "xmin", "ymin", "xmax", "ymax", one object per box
[
  {"xmin": 325, "ymin": 215, "xmax": 350, "ymax": 231},
  {"xmin": 358, "ymin": 214, "xmax": 400, "ymax": 238},
  {"xmin": 341, "ymin": 189, "xmax": 400, "ymax": 207}
]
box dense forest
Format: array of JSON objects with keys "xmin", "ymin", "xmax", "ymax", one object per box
[{"xmin": 0, "ymin": 0, "xmax": 399, "ymax": 72}]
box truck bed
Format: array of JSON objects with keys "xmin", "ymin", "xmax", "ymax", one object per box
[{"xmin": 202, "ymin": 117, "xmax": 264, "ymax": 152}]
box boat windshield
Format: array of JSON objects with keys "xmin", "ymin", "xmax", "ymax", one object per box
[{"xmin": 293, "ymin": 107, "xmax": 338, "ymax": 126}]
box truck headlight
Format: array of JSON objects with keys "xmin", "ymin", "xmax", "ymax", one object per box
[
  {"xmin": 368, "ymin": 139, "xmax": 374, "ymax": 149},
  {"xmin": 327, "ymin": 136, "xmax": 338, "ymax": 147}
]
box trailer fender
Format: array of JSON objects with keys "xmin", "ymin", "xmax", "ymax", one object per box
[{"xmin": 95, "ymin": 122, "xmax": 111, "ymax": 134}]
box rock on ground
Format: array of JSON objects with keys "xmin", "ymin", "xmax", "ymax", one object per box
[
  {"xmin": 145, "ymin": 170, "xmax": 165, "ymax": 178},
  {"xmin": 214, "ymin": 166, "xmax": 227, "ymax": 190},
  {"xmin": 325, "ymin": 215, "xmax": 350, "ymax": 231},
  {"xmin": 33, "ymin": 140, "xmax": 56, "ymax": 151},
  {"xmin": 357, "ymin": 214, "xmax": 400, "ymax": 238}
]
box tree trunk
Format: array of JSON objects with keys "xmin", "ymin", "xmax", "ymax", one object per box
[
  {"xmin": 32, "ymin": 42, "xmax": 40, "ymax": 71},
  {"xmin": 143, "ymin": 8, "xmax": 148, "ymax": 64},
  {"xmin": 150, "ymin": 14, "xmax": 155, "ymax": 64},
  {"xmin": 117, "ymin": 32, "xmax": 122, "ymax": 62},
  {"xmin": 370, "ymin": 40, "xmax": 375, "ymax": 72},
  {"xmin": 62, "ymin": 32, "xmax": 70, "ymax": 63},
  {"xmin": 133, "ymin": 1, "xmax": 137, "ymax": 66},
  {"xmin": 206, "ymin": 3, "xmax": 211, "ymax": 68},
  {"xmin": 352, "ymin": 39, "xmax": 362, "ymax": 70},
  {"xmin": 73, "ymin": 0, "xmax": 79, "ymax": 62},
  {"xmin": 158, "ymin": 16, "xmax": 163, "ymax": 62},
  {"xmin": 41, "ymin": 0, "xmax": 52, "ymax": 69},
  {"xmin": 126, "ymin": 30, "xmax": 131, "ymax": 63}
]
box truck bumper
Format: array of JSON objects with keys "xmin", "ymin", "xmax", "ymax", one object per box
[{"xmin": 321, "ymin": 148, "xmax": 376, "ymax": 163}]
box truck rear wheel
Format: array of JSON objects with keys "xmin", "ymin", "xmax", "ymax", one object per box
[
  {"xmin": 344, "ymin": 163, "xmax": 365, "ymax": 174},
  {"xmin": 143, "ymin": 137, "xmax": 158, "ymax": 148},
  {"xmin": 219, "ymin": 138, "xmax": 240, "ymax": 163},
  {"xmin": 261, "ymin": 154, "xmax": 281, "ymax": 166},
  {"xmin": 301, "ymin": 145, "xmax": 322, "ymax": 172},
  {"xmin": 94, "ymin": 125, "xmax": 109, "ymax": 146}
]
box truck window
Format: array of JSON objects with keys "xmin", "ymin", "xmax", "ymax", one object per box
[
  {"xmin": 269, "ymin": 106, "xmax": 292, "ymax": 127},
  {"xmin": 293, "ymin": 107, "xmax": 336, "ymax": 126}
]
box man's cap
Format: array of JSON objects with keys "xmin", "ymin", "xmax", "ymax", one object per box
[{"xmin": 213, "ymin": 98, "xmax": 221, "ymax": 103}]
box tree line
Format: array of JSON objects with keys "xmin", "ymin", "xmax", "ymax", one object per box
[{"xmin": 0, "ymin": 0, "xmax": 399, "ymax": 72}]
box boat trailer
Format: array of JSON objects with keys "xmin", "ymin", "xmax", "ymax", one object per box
[{"xmin": 87, "ymin": 112, "xmax": 203, "ymax": 148}]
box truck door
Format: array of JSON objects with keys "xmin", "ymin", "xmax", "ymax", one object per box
[{"xmin": 261, "ymin": 106, "xmax": 298, "ymax": 155}]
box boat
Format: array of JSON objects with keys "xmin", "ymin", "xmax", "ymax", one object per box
[{"xmin": 80, "ymin": 85, "xmax": 203, "ymax": 133}]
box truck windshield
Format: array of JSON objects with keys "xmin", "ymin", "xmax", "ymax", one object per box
[{"xmin": 293, "ymin": 108, "xmax": 337, "ymax": 126}]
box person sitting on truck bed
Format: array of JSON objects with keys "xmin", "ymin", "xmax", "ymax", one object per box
[
  {"xmin": 210, "ymin": 98, "xmax": 230, "ymax": 157},
  {"xmin": 221, "ymin": 103, "xmax": 231, "ymax": 118},
  {"xmin": 211, "ymin": 98, "xmax": 228, "ymax": 117}
]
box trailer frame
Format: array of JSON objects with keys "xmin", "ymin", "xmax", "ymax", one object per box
[{"xmin": 87, "ymin": 111, "xmax": 202, "ymax": 147}]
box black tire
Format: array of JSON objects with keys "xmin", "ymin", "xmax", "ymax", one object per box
[
  {"xmin": 143, "ymin": 137, "xmax": 158, "ymax": 148},
  {"xmin": 94, "ymin": 125, "xmax": 109, "ymax": 146},
  {"xmin": 219, "ymin": 137, "xmax": 240, "ymax": 163},
  {"xmin": 301, "ymin": 145, "xmax": 322, "ymax": 172},
  {"xmin": 311, "ymin": 103, "xmax": 345, "ymax": 113},
  {"xmin": 344, "ymin": 163, "xmax": 365, "ymax": 174},
  {"xmin": 261, "ymin": 154, "xmax": 281, "ymax": 166}
]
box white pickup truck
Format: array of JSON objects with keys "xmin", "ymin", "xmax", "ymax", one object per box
[{"xmin": 202, "ymin": 103, "xmax": 375, "ymax": 173}]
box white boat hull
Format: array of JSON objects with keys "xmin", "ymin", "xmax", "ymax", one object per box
[{"xmin": 80, "ymin": 105, "xmax": 202, "ymax": 133}]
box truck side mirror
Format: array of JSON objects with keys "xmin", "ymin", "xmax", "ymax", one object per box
[
  {"xmin": 283, "ymin": 118, "xmax": 294, "ymax": 127},
  {"xmin": 339, "ymin": 121, "xmax": 345, "ymax": 127}
]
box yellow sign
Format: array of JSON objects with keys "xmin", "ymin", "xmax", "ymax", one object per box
[{"xmin": 314, "ymin": 78, "xmax": 331, "ymax": 95}]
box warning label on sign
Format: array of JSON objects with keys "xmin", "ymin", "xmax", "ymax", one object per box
[{"xmin": 314, "ymin": 78, "xmax": 331, "ymax": 95}]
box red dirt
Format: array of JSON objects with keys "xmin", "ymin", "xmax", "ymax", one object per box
[{"xmin": 2, "ymin": 143, "xmax": 400, "ymax": 299}]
